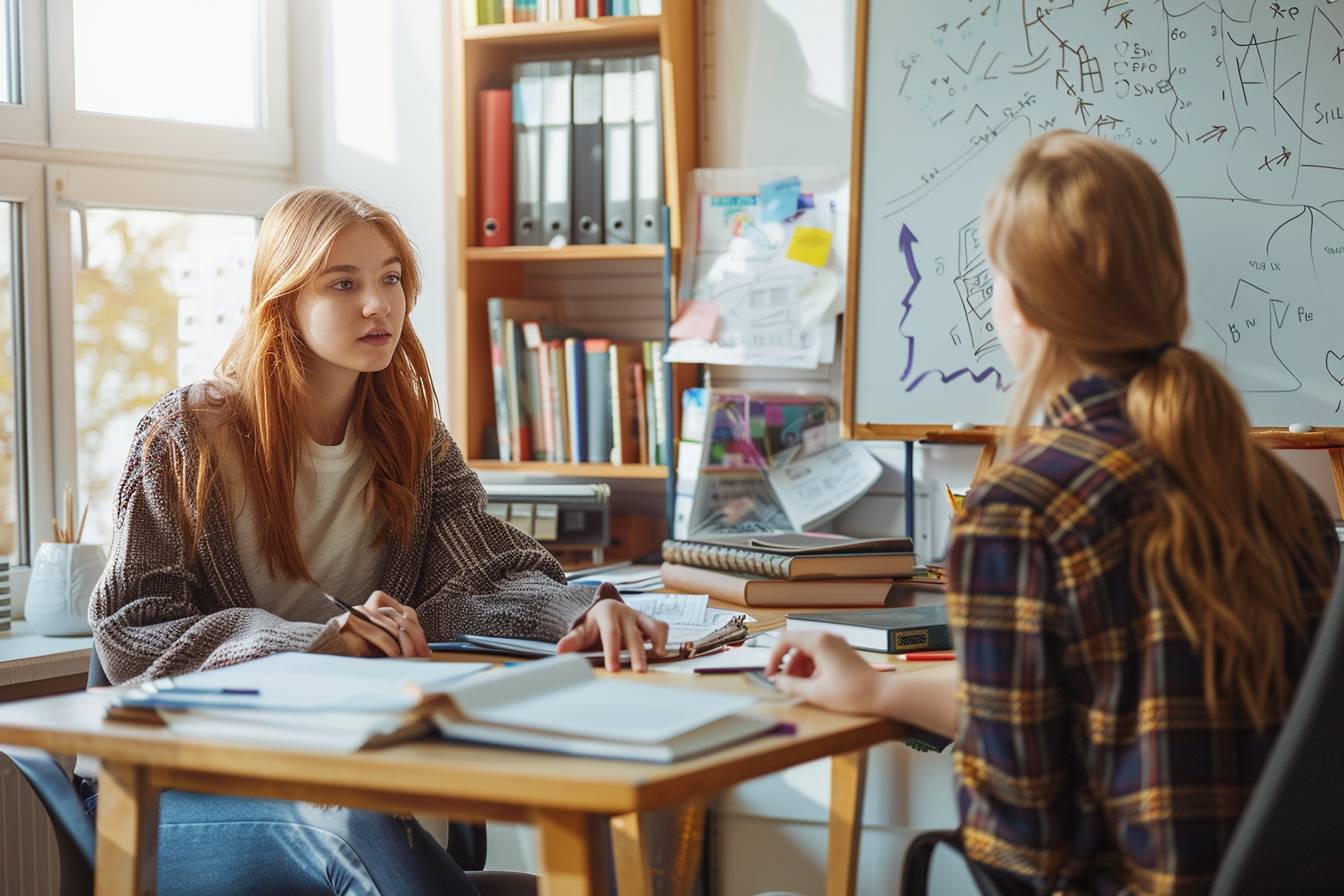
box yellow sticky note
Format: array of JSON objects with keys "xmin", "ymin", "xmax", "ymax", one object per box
[{"xmin": 786, "ymin": 226, "xmax": 833, "ymax": 267}]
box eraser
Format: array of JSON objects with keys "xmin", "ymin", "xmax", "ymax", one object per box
[
  {"xmin": 951, "ymin": 421, "xmax": 976, "ymax": 431},
  {"xmin": 1288, "ymin": 423, "xmax": 1313, "ymax": 433}
]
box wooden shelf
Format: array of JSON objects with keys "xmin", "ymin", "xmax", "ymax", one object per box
[
  {"xmin": 471, "ymin": 461, "xmax": 668, "ymax": 480},
  {"xmin": 463, "ymin": 16, "xmax": 662, "ymax": 48},
  {"xmin": 466, "ymin": 244, "xmax": 664, "ymax": 263}
]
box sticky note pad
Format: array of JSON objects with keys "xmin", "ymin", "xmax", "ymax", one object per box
[
  {"xmin": 786, "ymin": 226, "xmax": 833, "ymax": 267},
  {"xmin": 759, "ymin": 176, "xmax": 802, "ymax": 223}
]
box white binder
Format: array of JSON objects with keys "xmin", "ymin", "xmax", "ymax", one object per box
[
  {"xmin": 541, "ymin": 60, "xmax": 574, "ymax": 246},
  {"xmin": 632, "ymin": 54, "xmax": 663, "ymax": 245},
  {"xmin": 512, "ymin": 62, "xmax": 545, "ymax": 245},
  {"xmin": 602, "ymin": 57, "xmax": 635, "ymax": 245}
]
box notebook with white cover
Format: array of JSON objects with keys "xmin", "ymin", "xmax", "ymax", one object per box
[
  {"xmin": 109, "ymin": 654, "xmax": 491, "ymax": 713},
  {"xmin": 432, "ymin": 654, "xmax": 777, "ymax": 762}
]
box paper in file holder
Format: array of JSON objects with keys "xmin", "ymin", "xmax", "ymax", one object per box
[{"xmin": 484, "ymin": 483, "xmax": 612, "ymax": 563}]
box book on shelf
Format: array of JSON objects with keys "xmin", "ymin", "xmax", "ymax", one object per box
[
  {"xmin": 785, "ymin": 604, "xmax": 952, "ymax": 655},
  {"xmin": 486, "ymin": 299, "xmax": 682, "ymax": 467},
  {"xmin": 660, "ymin": 531, "xmax": 915, "ymax": 580},
  {"xmin": 659, "ymin": 562, "xmax": 897, "ymax": 608},
  {"xmin": 467, "ymin": 0, "xmax": 657, "ymax": 26}
]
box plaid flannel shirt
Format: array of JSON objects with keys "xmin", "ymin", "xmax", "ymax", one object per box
[{"xmin": 948, "ymin": 375, "xmax": 1338, "ymax": 895}]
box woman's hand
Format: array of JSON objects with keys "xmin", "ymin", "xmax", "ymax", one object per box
[
  {"xmin": 766, "ymin": 631, "xmax": 882, "ymax": 715},
  {"xmin": 336, "ymin": 590, "xmax": 431, "ymax": 658},
  {"xmin": 555, "ymin": 585, "xmax": 670, "ymax": 672}
]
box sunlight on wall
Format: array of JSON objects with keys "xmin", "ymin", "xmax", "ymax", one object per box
[{"xmin": 331, "ymin": 0, "xmax": 399, "ymax": 165}]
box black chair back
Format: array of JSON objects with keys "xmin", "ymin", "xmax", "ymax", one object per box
[{"xmin": 1211, "ymin": 565, "xmax": 1344, "ymax": 895}]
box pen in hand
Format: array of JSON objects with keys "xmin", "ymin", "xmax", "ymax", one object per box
[{"xmin": 323, "ymin": 592, "xmax": 406, "ymax": 639}]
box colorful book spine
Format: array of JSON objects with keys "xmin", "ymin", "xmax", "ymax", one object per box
[
  {"xmin": 486, "ymin": 299, "xmax": 513, "ymax": 462},
  {"xmin": 564, "ymin": 337, "xmax": 586, "ymax": 463},
  {"xmin": 583, "ymin": 340, "xmax": 613, "ymax": 463}
]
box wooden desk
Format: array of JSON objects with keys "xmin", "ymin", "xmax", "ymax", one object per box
[
  {"xmin": 0, "ymin": 621, "xmax": 93, "ymax": 701},
  {"xmin": 0, "ymin": 671, "xmax": 902, "ymax": 896}
]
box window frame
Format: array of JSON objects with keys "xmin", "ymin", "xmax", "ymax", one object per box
[
  {"xmin": 0, "ymin": 0, "xmax": 49, "ymax": 146},
  {"xmin": 44, "ymin": 163, "xmax": 287, "ymax": 556},
  {"xmin": 45, "ymin": 0, "xmax": 292, "ymax": 166},
  {"xmin": 0, "ymin": 159, "xmax": 47, "ymax": 611}
]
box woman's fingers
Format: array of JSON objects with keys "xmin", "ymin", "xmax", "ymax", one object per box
[
  {"xmin": 622, "ymin": 617, "xmax": 648, "ymax": 672},
  {"xmin": 376, "ymin": 606, "xmax": 429, "ymax": 658},
  {"xmin": 597, "ymin": 613, "xmax": 623, "ymax": 672},
  {"xmin": 342, "ymin": 612, "xmax": 403, "ymax": 657},
  {"xmin": 638, "ymin": 615, "xmax": 670, "ymax": 657}
]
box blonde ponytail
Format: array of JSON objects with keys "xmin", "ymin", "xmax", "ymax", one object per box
[{"xmin": 984, "ymin": 131, "xmax": 1335, "ymax": 729}]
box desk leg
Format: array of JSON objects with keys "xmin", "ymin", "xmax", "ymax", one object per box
[
  {"xmin": 535, "ymin": 809, "xmax": 610, "ymax": 896},
  {"xmin": 610, "ymin": 812, "xmax": 654, "ymax": 896},
  {"xmin": 826, "ymin": 749, "xmax": 868, "ymax": 896},
  {"xmin": 96, "ymin": 760, "xmax": 160, "ymax": 896}
]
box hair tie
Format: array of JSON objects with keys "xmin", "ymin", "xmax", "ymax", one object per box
[{"xmin": 1150, "ymin": 341, "xmax": 1176, "ymax": 362}]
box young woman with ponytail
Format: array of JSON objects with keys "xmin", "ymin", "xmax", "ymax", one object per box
[
  {"xmin": 85, "ymin": 187, "xmax": 668, "ymax": 894},
  {"xmin": 769, "ymin": 132, "xmax": 1338, "ymax": 895}
]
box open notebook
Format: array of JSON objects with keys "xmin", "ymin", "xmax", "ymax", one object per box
[
  {"xmin": 102, "ymin": 654, "xmax": 491, "ymax": 752},
  {"xmin": 431, "ymin": 654, "xmax": 777, "ymax": 762}
]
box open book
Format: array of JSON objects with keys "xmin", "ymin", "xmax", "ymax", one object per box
[
  {"xmin": 432, "ymin": 654, "xmax": 777, "ymax": 762},
  {"xmin": 102, "ymin": 654, "xmax": 492, "ymax": 752}
]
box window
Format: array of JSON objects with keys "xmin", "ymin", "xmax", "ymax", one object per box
[
  {"xmin": 73, "ymin": 208, "xmax": 257, "ymax": 547},
  {"xmin": 0, "ymin": 203, "xmax": 17, "ymax": 562},
  {"xmin": 72, "ymin": 1, "xmax": 260, "ymax": 128},
  {"xmin": 0, "ymin": 0, "xmax": 48, "ymax": 145},
  {"xmin": 47, "ymin": 0, "xmax": 290, "ymax": 164}
]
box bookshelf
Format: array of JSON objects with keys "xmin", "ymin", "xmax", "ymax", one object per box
[{"xmin": 450, "ymin": 2, "xmax": 699, "ymax": 482}]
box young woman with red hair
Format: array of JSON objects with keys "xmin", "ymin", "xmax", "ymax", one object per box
[{"xmin": 85, "ymin": 187, "xmax": 666, "ymax": 893}]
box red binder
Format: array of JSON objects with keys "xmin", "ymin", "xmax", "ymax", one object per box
[{"xmin": 478, "ymin": 88, "xmax": 512, "ymax": 248}]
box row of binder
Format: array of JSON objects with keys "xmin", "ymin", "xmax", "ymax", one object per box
[
  {"xmin": 478, "ymin": 56, "xmax": 664, "ymax": 248},
  {"xmin": 465, "ymin": 0, "xmax": 660, "ymax": 27}
]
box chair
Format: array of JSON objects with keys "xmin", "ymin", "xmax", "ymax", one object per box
[
  {"xmin": 0, "ymin": 649, "xmax": 537, "ymax": 896},
  {"xmin": 900, "ymin": 563, "xmax": 1344, "ymax": 895}
]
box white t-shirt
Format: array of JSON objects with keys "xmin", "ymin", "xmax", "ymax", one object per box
[{"xmin": 220, "ymin": 418, "xmax": 385, "ymax": 621}]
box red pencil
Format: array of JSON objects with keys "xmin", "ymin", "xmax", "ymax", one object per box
[{"xmin": 897, "ymin": 652, "xmax": 956, "ymax": 662}]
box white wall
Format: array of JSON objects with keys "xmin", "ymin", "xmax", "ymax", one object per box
[{"xmin": 289, "ymin": 0, "xmax": 453, "ymax": 406}]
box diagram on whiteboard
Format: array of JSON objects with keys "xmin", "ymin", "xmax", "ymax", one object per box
[{"xmin": 853, "ymin": 0, "xmax": 1344, "ymax": 428}]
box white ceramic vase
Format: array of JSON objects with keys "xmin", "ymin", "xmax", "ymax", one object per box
[{"xmin": 25, "ymin": 543, "xmax": 106, "ymax": 636}]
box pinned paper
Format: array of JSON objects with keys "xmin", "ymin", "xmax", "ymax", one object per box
[
  {"xmin": 794, "ymin": 268, "xmax": 841, "ymax": 328},
  {"xmin": 669, "ymin": 300, "xmax": 722, "ymax": 341},
  {"xmin": 759, "ymin": 176, "xmax": 802, "ymax": 223},
  {"xmin": 786, "ymin": 226, "xmax": 833, "ymax": 267}
]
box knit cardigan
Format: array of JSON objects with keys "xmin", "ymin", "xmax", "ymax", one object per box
[{"xmin": 89, "ymin": 386, "xmax": 604, "ymax": 685}]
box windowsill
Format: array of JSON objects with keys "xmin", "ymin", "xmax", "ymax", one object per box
[{"xmin": 0, "ymin": 621, "xmax": 93, "ymax": 689}]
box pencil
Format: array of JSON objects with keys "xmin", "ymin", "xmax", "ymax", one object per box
[
  {"xmin": 896, "ymin": 652, "xmax": 956, "ymax": 662},
  {"xmin": 76, "ymin": 498, "xmax": 91, "ymax": 544},
  {"xmin": 65, "ymin": 484, "xmax": 73, "ymax": 545}
]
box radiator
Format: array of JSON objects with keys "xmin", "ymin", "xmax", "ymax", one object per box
[{"xmin": 0, "ymin": 754, "xmax": 60, "ymax": 896}]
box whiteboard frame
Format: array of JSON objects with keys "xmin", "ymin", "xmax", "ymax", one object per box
[{"xmin": 838, "ymin": 0, "xmax": 1344, "ymax": 453}]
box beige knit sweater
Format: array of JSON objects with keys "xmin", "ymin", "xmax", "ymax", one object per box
[{"xmin": 89, "ymin": 386, "xmax": 604, "ymax": 685}]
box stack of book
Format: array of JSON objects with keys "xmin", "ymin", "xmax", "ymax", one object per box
[
  {"xmin": 487, "ymin": 297, "xmax": 673, "ymax": 465},
  {"xmin": 477, "ymin": 56, "xmax": 664, "ymax": 249},
  {"xmin": 465, "ymin": 0, "xmax": 660, "ymax": 26},
  {"xmin": 659, "ymin": 531, "xmax": 928, "ymax": 608}
]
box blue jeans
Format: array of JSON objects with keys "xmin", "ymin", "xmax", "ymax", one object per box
[{"xmin": 86, "ymin": 788, "xmax": 478, "ymax": 895}]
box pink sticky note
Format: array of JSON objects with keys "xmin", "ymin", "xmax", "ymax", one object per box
[{"xmin": 669, "ymin": 300, "xmax": 721, "ymax": 341}]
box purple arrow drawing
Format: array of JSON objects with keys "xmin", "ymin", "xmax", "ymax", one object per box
[{"xmin": 893, "ymin": 223, "xmax": 1009, "ymax": 393}]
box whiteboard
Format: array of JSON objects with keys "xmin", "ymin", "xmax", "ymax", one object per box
[{"xmin": 849, "ymin": 0, "xmax": 1344, "ymax": 432}]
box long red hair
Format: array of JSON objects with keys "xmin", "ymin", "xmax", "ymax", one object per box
[{"xmin": 152, "ymin": 187, "xmax": 440, "ymax": 581}]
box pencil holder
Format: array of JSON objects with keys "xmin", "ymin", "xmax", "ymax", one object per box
[{"xmin": 25, "ymin": 542, "xmax": 106, "ymax": 636}]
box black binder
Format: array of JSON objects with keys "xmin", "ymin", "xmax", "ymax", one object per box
[{"xmin": 571, "ymin": 58, "xmax": 604, "ymax": 245}]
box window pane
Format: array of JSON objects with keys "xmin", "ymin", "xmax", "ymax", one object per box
[
  {"xmin": 0, "ymin": 1, "xmax": 11, "ymax": 105},
  {"xmin": 0, "ymin": 204, "xmax": 18, "ymax": 563},
  {"xmin": 73, "ymin": 0, "xmax": 260, "ymax": 128},
  {"xmin": 75, "ymin": 209, "xmax": 256, "ymax": 547}
]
